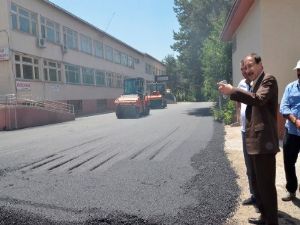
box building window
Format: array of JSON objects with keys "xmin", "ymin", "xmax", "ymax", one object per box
[
  {"xmin": 121, "ymin": 53, "xmax": 128, "ymax": 66},
  {"xmin": 146, "ymin": 64, "xmax": 155, "ymax": 75},
  {"xmin": 111, "ymin": 73, "xmax": 116, "ymax": 88},
  {"xmin": 95, "ymin": 70, "xmax": 106, "ymax": 86},
  {"xmin": 134, "ymin": 58, "xmax": 140, "ymax": 64},
  {"xmin": 11, "ymin": 3, "xmax": 37, "ymax": 36},
  {"xmin": 40, "ymin": 16, "xmax": 60, "ymax": 44},
  {"xmin": 116, "ymin": 74, "xmax": 123, "ymax": 88},
  {"xmin": 94, "ymin": 40, "xmax": 103, "ymax": 58},
  {"xmin": 14, "ymin": 54, "xmax": 39, "ymax": 80},
  {"xmin": 43, "ymin": 60, "xmax": 61, "ymax": 82},
  {"xmin": 106, "ymin": 72, "xmax": 113, "ymax": 87},
  {"xmin": 145, "ymin": 63, "xmax": 151, "ymax": 74},
  {"xmin": 65, "ymin": 64, "xmax": 80, "ymax": 84},
  {"xmin": 151, "ymin": 65, "xmax": 155, "ymax": 75},
  {"xmin": 80, "ymin": 34, "xmax": 92, "ymax": 54},
  {"xmin": 63, "ymin": 27, "xmax": 78, "ymax": 50},
  {"xmin": 128, "ymin": 56, "xmax": 134, "ymax": 68},
  {"xmin": 113, "ymin": 49, "xmax": 121, "ymax": 64},
  {"xmin": 82, "ymin": 67, "xmax": 94, "ymax": 85},
  {"xmin": 104, "ymin": 45, "xmax": 113, "ymax": 61}
]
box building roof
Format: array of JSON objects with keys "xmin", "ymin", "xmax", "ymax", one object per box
[
  {"xmin": 144, "ymin": 53, "xmax": 166, "ymax": 65},
  {"xmin": 220, "ymin": 0, "xmax": 254, "ymax": 41},
  {"xmin": 42, "ymin": 0, "xmax": 163, "ymax": 64}
]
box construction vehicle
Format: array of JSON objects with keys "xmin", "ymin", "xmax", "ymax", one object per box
[
  {"xmin": 114, "ymin": 77, "xmax": 150, "ymax": 119},
  {"xmin": 147, "ymin": 82, "xmax": 167, "ymax": 109}
]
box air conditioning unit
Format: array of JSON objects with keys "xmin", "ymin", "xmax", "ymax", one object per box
[{"xmin": 37, "ymin": 38, "xmax": 46, "ymax": 48}]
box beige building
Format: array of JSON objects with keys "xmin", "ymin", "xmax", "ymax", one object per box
[
  {"xmin": 0, "ymin": 0, "xmax": 166, "ymax": 115},
  {"xmin": 221, "ymin": 0, "xmax": 300, "ymax": 137}
]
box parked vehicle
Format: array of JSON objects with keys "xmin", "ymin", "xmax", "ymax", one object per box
[
  {"xmin": 147, "ymin": 82, "xmax": 167, "ymax": 109},
  {"xmin": 114, "ymin": 77, "xmax": 150, "ymax": 118}
]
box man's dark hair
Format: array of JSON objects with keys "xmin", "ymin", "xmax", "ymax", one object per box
[{"xmin": 250, "ymin": 53, "xmax": 262, "ymax": 64}]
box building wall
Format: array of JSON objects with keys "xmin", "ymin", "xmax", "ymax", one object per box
[
  {"xmin": 230, "ymin": 0, "xmax": 300, "ymax": 138},
  {"xmin": 261, "ymin": 0, "xmax": 300, "ymax": 100},
  {"xmin": 0, "ymin": 0, "xmax": 14, "ymax": 95},
  {"xmin": 0, "ymin": 0, "xmax": 166, "ymax": 115},
  {"xmin": 232, "ymin": 0, "xmax": 262, "ymax": 86},
  {"xmin": 232, "ymin": 0, "xmax": 300, "ymax": 101},
  {"xmin": 0, "ymin": 106, "xmax": 75, "ymax": 130}
]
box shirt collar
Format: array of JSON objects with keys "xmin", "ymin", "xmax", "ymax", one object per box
[{"xmin": 250, "ymin": 71, "xmax": 264, "ymax": 88}]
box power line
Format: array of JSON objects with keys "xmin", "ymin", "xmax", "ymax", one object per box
[{"xmin": 104, "ymin": 12, "xmax": 116, "ymax": 32}]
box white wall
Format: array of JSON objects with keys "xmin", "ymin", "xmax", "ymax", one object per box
[
  {"xmin": 232, "ymin": 0, "xmax": 300, "ymax": 102},
  {"xmin": 0, "ymin": 0, "xmax": 15, "ymax": 95},
  {"xmin": 261, "ymin": 0, "xmax": 300, "ymax": 99},
  {"xmin": 232, "ymin": 0, "xmax": 262, "ymax": 86}
]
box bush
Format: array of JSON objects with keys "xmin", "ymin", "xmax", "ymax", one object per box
[{"xmin": 212, "ymin": 98, "xmax": 235, "ymax": 125}]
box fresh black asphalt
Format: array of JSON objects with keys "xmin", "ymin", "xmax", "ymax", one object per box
[{"xmin": 0, "ymin": 121, "xmax": 240, "ymax": 225}]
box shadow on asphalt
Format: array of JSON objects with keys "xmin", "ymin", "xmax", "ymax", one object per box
[
  {"xmin": 185, "ymin": 107, "xmax": 212, "ymax": 117},
  {"xmin": 278, "ymin": 210, "xmax": 300, "ymax": 225},
  {"xmin": 292, "ymin": 197, "xmax": 300, "ymax": 208}
]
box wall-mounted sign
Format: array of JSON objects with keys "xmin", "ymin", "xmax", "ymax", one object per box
[
  {"xmin": 155, "ymin": 75, "xmax": 169, "ymax": 82},
  {"xmin": 16, "ymin": 81, "xmax": 31, "ymax": 91},
  {"xmin": 0, "ymin": 47, "xmax": 9, "ymax": 61}
]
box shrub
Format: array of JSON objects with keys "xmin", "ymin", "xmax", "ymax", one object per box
[{"xmin": 212, "ymin": 98, "xmax": 235, "ymax": 125}]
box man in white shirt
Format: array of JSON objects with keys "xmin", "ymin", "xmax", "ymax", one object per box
[{"xmin": 237, "ymin": 60, "xmax": 257, "ymax": 207}]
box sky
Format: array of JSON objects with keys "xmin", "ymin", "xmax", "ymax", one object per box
[{"xmin": 50, "ymin": 0, "xmax": 180, "ymax": 61}]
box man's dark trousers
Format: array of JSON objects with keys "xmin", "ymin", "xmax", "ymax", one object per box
[
  {"xmin": 251, "ymin": 154, "xmax": 278, "ymax": 225},
  {"xmin": 283, "ymin": 130, "xmax": 300, "ymax": 194}
]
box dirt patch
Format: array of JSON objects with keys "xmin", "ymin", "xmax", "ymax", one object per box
[{"xmin": 224, "ymin": 125, "xmax": 300, "ymax": 225}]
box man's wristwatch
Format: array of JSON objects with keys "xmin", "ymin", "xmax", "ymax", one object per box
[{"xmin": 291, "ymin": 116, "xmax": 297, "ymax": 124}]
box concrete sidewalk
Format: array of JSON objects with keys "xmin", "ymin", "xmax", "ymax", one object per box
[{"xmin": 224, "ymin": 125, "xmax": 300, "ymax": 225}]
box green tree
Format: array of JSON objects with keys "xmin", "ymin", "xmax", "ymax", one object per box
[
  {"xmin": 172, "ymin": 0, "xmax": 233, "ymax": 101},
  {"xmin": 200, "ymin": 12, "xmax": 232, "ymax": 101},
  {"xmin": 200, "ymin": 12, "xmax": 234, "ymax": 124}
]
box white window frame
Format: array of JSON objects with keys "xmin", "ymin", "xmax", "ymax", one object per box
[
  {"xmin": 14, "ymin": 53, "xmax": 40, "ymax": 80},
  {"xmin": 43, "ymin": 60, "xmax": 61, "ymax": 82},
  {"xmin": 10, "ymin": 3, "xmax": 37, "ymax": 36},
  {"xmin": 104, "ymin": 45, "xmax": 113, "ymax": 62},
  {"xmin": 95, "ymin": 70, "xmax": 106, "ymax": 86},
  {"xmin": 121, "ymin": 53, "xmax": 128, "ymax": 66},
  {"xmin": 113, "ymin": 49, "xmax": 121, "ymax": 64},
  {"xmin": 40, "ymin": 16, "xmax": 60, "ymax": 44},
  {"xmin": 65, "ymin": 63, "xmax": 81, "ymax": 84},
  {"xmin": 145, "ymin": 63, "xmax": 151, "ymax": 74},
  {"xmin": 106, "ymin": 72, "xmax": 113, "ymax": 87},
  {"xmin": 94, "ymin": 40, "xmax": 103, "ymax": 58},
  {"xmin": 63, "ymin": 26, "xmax": 78, "ymax": 50},
  {"xmin": 82, "ymin": 67, "xmax": 95, "ymax": 85},
  {"xmin": 116, "ymin": 74, "xmax": 123, "ymax": 88},
  {"xmin": 128, "ymin": 56, "xmax": 134, "ymax": 68},
  {"xmin": 80, "ymin": 34, "xmax": 93, "ymax": 55}
]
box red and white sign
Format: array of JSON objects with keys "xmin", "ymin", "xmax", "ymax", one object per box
[
  {"xmin": 0, "ymin": 47, "xmax": 9, "ymax": 61},
  {"xmin": 16, "ymin": 81, "xmax": 31, "ymax": 90}
]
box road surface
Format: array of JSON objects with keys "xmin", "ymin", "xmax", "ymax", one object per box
[{"xmin": 0, "ymin": 102, "xmax": 239, "ymax": 224}]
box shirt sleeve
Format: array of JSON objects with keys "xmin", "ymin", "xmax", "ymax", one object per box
[{"xmin": 280, "ymin": 85, "xmax": 291, "ymax": 115}]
